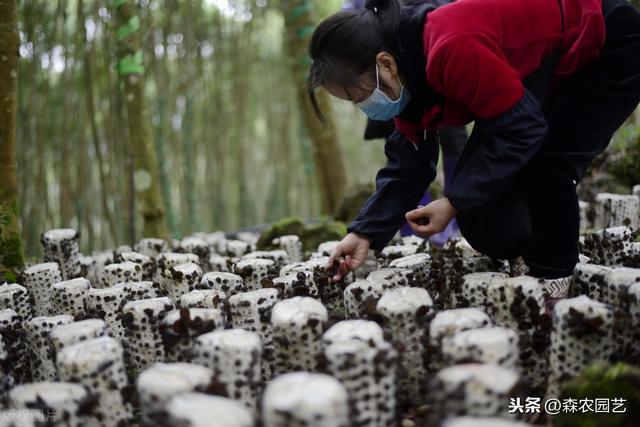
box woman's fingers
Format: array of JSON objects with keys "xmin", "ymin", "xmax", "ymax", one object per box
[
  {"xmin": 406, "ymin": 208, "xmax": 430, "ymax": 230},
  {"xmin": 326, "ymin": 234, "xmax": 368, "ymax": 282},
  {"xmin": 328, "ymin": 244, "xmax": 350, "ymax": 282},
  {"xmin": 326, "ymin": 245, "xmax": 343, "ymax": 271},
  {"xmin": 327, "ymin": 253, "xmax": 341, "ymax": 281},
  {"xmin": 408, "ymin": 219, "xmax": 436, "ymax": 237},
  {"xmin": 347, "ymin": 253, "xmax": 361, "ymax": 270},
  {"xmin": 406, "ymin": 206, "xmax": 432, "ymax": 223},
  {"xmin": 405, "ymin": 208, "xmax": 423, "ymax": 222},
  {"xmin": 345, "ymin": 255, "xmax": 353, "ymax": 270},
  {"xmin": 333, "ymin": 259, "xmax": 349, "ymax": 283},
  {"xmin": 406, "ymin": 204, "xmax": 440, "ymax": 237},
  {"xmin": 341, "ymin": 258, "xmax": 350, "ymax": 275}
]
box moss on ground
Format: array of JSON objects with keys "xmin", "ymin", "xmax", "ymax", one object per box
[
  {"xmin": 332, "ymin": 183, "xmax": 374, "ymax": 224},
  {"xmin": 257, "ymin": 216, "xmax": 346, "ymax": 254},
  {"xmin": 555, "ymin": 363, "xmax": 640, "ymax": 427},
  {"xmin": 0, "ymin": 203, "xmax": 25, "ymax": 282}
]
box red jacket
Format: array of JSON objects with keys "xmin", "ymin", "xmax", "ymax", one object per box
[{"xmin": 394, "ymin": 0, "xmax": 605, "ymax": 139}]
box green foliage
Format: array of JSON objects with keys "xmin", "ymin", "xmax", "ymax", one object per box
[
  {"xmin": 316, "ymin": 0, "xmax": 344, "ymax": 18},
  {"xmin": 579, "ymin": 121, "xmax": 640, "ymax": 199},
  {"xmin": 555, "ymin": 363, "xmax": 640, "ymax": 427},
  {"xmin": 609, "ymin": 125, "xmax": 640, "ymax": 188},
  {"xmin": 0, "ymin": 210, "xmax": 10, "ymax": 227},
  {"xmin": 0, "ymin": 232, "xmax": 25, "ymax": 270},
  {"xmin": 0, "ymin": 201, "xmax": 25, "ymax": 277},
  {"xmin": 0, "ymin": 232, "xmax": 25, "ymax": 282},
  {"xmin": 2, "ymin": 271, "xmax": 17, "ymax": 283}
]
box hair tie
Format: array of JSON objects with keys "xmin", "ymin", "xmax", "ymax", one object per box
[{"xmin": 365, "ymin": 1, "xmax": 379, "ymax": 14}]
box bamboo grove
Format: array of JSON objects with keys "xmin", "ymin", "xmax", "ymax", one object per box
[{"xmin": 14, "ymin": 0, "xmax": 386, "ymax": 259}]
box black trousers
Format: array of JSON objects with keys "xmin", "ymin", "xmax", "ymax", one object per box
[{"xmin": 456, "ymin": 0, "xmax": 640, "ymax": 279}]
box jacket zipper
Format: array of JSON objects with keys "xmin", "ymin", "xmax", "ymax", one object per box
[
  {"xmin": 411, "ymin": 129, "xmax": 439, "ymax": 150},
  {"xmin": 410, "ymin": 130, "xmax": 425, "ymax": 151}
]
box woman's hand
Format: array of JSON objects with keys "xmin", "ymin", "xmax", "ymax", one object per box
[
  {"xmin": 405, "ymin": 197, "xmax": 457, "ymax": 237},
  {"xmin": 326, "ymin": 232, "xmax": 371, "ymax": 283}
]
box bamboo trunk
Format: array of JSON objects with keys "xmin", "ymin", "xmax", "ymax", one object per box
[
  {"xmin": 81, "ymin": 0, "xmax": 118, "ymax": 248},
  {"xmin": 114, "ymin": 0, "xmax": 168, "ymax": 240},
  {"xmin": 0, "ymin": 0, "xmax": 25, "ymax": 281},
  {"xmin": 147, "ymin": 4, "xmax": 178, "ymax": 236},
  {"xmin": 282, "ymin": 0, "xmax": 348, "ymax": 214}
]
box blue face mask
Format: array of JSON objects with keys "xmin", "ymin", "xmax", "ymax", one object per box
[{"xmin": 355, "ymin": 64, "xmax": 411, "ymax": 121}]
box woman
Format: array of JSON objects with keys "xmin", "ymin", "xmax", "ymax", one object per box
[
  {"xmin": 343, "ymin": 0, "xmax": 466, "ymax": 247},
  {"xmin": 309, "ymin": 0, "xmax": 640, "ymax": 298}
]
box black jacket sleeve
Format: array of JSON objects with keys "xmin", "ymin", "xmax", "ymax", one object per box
[
  {"xmin": 348, "ymin": 130, "xmax": 439, "ymax": 251},
  {"xmin": 363, "ymin": 118, "xmax": 396, "ymax": 140},
  {"xmin": 444, "ymin": 89, "xmax": 548, "ymax": 213}
]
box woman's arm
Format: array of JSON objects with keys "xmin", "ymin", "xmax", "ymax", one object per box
[{"xmin": 348, "ymin": 129, "xmax": 439, "ymax": 250}]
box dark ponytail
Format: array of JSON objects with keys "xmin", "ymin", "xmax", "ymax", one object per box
[{"xmin": 307, "ymin": 0, "xmax": 402, "ymax": 122}]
